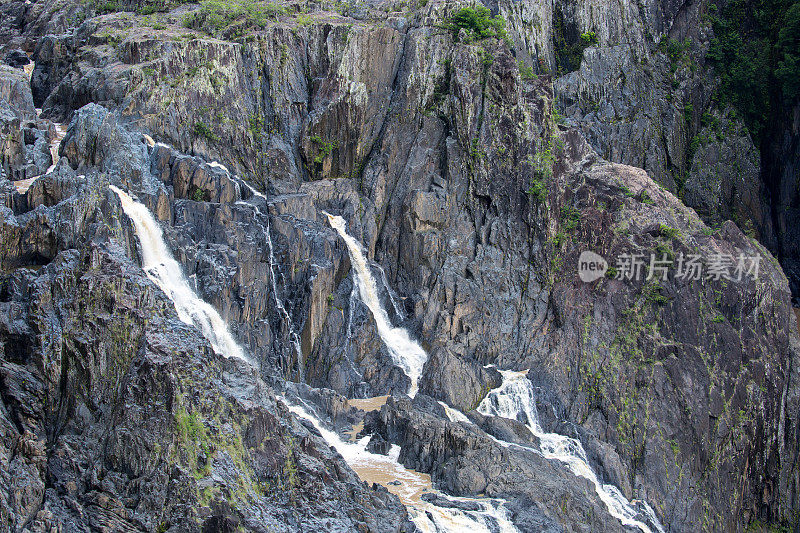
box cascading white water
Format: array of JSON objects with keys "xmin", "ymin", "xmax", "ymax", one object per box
[
  {"xmin": 110, "ymin": 185, "xmax": 247, "ymax": 361},
  {"xmin": 236, "ymin": 181, "xmax": 303, "ymax": 377},
  {"xmin": 375, "ymin": 262, "xmax": 404, "ymax": 320},
  {"xmin": 45, "ymin": 123, "xmax": 68, "ymax": 175},
  {"xmin": 477, "ymin": 370, "xmax": 665, "ymax": 533},
  {"xmin": 324, "ymin": 213, "xmax": 428, "ymax": 397},
  {"xmin": 14, "ymin": 118, "xmax": 67, "ymax": 194},
  {"xmin": 284, "ymin": 399, "xmax": 519, "ymax": 533},
  {"xmin": 111, "ymin": 183, "xmax": 659, "ymax": 532},
  {"xmin": 112, "ymin": 184, "xmax": 518, "ymax": 530}
]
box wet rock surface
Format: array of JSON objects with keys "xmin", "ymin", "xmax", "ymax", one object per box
[{"xmin": 0, "ymin": 0, "xmax": 798, "ymax": 532}]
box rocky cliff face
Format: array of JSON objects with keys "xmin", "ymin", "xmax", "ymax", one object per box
[{"xmin": 1, "ymin": 0, "xmax": 799, "ymax": 531}]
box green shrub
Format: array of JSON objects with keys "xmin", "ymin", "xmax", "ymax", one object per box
[
  {"xmin": 428, "ymin": 59, "xmax": 452, "ymax": 109},
  {"xmin": 310, "ymin": 135, "xmax": 337, "ymax": 164},
  {"xmin": 176, "ymin": 409, "xmax": 204, "ymax": 440},
  {"xmin": 776, "ymin": 3, "xmax": 800, "ymax": 100},
  {"xmin": 658, "ymin": 224, "xmax": 680, "ymax": 240},
  {"xmin": 644, "ymin": 283, "xmax": 669, "ymax": 305},
  {"xmin": 445, "ymin": 6, "xmax": 507, "ymax": 42},
  {"xmin": 683, "ymin": 103, "xmax": 694, "ymax": 124},
  {"xmin": 552, "ymin": 6, "xmax": 596, "ymax": 73},
  {"xmin": 193, "ymin": 121, "xmax": 220, "ymax": 142},
  {"xmin": 580, "ymin": 31, "xmax": 598, "ymax": 45},
  {"xmin": 527, "ymin": 176, "xmax": 546, "ymax": 202},
  {"xmin": 184, "ymin": 0, "xmax": 285, "ymax": 35},
  {"xmin": 706, "ymin": 0, "xmax": 800, "ymax": 141},
  {"xmin": 561, "ymin": 205, "xmax": 580, "ymax": 232},
  {"xmin": 86, "ymin": 0, "xmax": 178, "ymax": 15},
  {"xmin": 190, "ymin": 186, "xmax": 208, "ymax": 202},
  {"xmin": 659, "ymin": 37, "xmax": 691, "ymax": 65},
  {"xmin": 517, "ymin": 60, "xmax": 536, "ymax": 80}
]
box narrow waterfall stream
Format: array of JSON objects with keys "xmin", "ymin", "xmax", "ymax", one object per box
[
  {"xmin": 375, "ymin": 262, "xmax": 404, "ymax": 319},
  {"xmin": 13, "ymin": 56, "xmax": 67, "ymax": 193},
  {"xmin": 113, "ymin": 186, "xmax": 519, "ymax": 532},
  {"xmin": 14, "ymin": 121, "xmax": 67, "ymax": 194},
  {"xmin": 236, "ymin": 181, "xmax": 303, "ymax": 378},
  {"xmin": 110, "ymin": 186, "xmax": 246, "ymax": 361},
  {"xmin": 324, "ymin": 213, "xmax": 428, "ymax": 397},
  {"xmin": 478, "ymin": 370, "xmax": 666, "ymax": 533}
]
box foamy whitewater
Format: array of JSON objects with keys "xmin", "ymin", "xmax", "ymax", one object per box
[
  {"xmin": 113, "ymin": 185, "xmax": 518, "ymax": 532},
  {"xmin": 114, "ymin": 187, "xmax": 663, "ymax": 532},
  {"xmin": 324, "ymin": 213, "xmax": 428, "ymax": 397},
  {"xmin": 236, "ymin": 181, "xmax": 303, "ymax": 377},
  {"xmin": 14, "ymin": 118, "xmax": 67, "ymax": 194},
  {"xmin": 110, "ymin": 186, "xmax": 246, "ymax": 361},
  {"xmin": 284, "ymin": 399, "xmax": 519, "ymax": 533},
  {"xmin": 478, "ymin": 369, "xmax": 665, "ymax": 533}
]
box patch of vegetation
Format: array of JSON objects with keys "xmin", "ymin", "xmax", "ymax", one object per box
[
  {"xmin": 683, "ymin": 103, "xmax": 694, "ymax": 124},
  {"xmin": 560, "ymin": 205, "xmax": 581, "ymax": 232},
  {"xmin": 552, "ymin": 5, "xmax": 597, "ymax": 73},
  {"xmin": 183, "ymin": 0, "xmax": 285, "ymax": 36},
  {"xmin": 428, "ymin": 58, "xmax": 452, "ymax": 110},
  {"xmin": 310, "ymin": 135, "xmax": 338, "ymax": 165},
  {"xmin": 445, "ymin": 6, "xmax": 507, "ymax": 42},
  {"xmin": 700, "ymin": 226, "xmax": 717, "ymax": 236},
  {"xmin": 527, "ymin": 175, "xmax": 546, "ymax": 202},
  {"xmin": 190, "ymin": 186, "xmax": 209, "ymax": 202},
  {"xmin": 193, "ymin": 121, "xmax": 221, "ymax": 142},
  {"xmin": 580, "ymin": 31, "xmax": 598, "ymax": 45},
  {"xmin": 659, "ymin": 37, "xmax": 692, "ymax": 73},
  {"xmin": 706, "ymin": 0, "xmax": 800, "ymax": 142},
  {"xmin": 85, "ymin": 0, "xmax": 180, "ymax": 15},
  {"xmin": 658, "ymin": 223, "xmax": 681, "ymax": 240},
  {"xmin": 95, "ymin": 30, "xmax": 125, "ymax": 47},
  {"xmin": 295, "ymin": 14, "xmax": 313, "ymax": 26},
  {"xmin": 517, "ymin": 59, "xmax": 536, "ymax": 80},
  {"xmin": 175, "ymin": 407, "xmax": 213, "ymax": 479},
  {"xmin": 644, "ymin": 282, "xmax": 670, "ymax": 305}
]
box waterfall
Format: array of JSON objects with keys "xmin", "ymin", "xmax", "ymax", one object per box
[
  {"xmin": 477, "ymin": 370, "xmax": 665, "ymax": 533},
  {"xmin": 45, "ymin": 123, "xmax": 68, "ymax": 175},
  {"xmin": 283, "ymin": 398, "xmax": 519, "ymax": 533},
  {"xmin": 110, "ymin": 185, "xmax": 660, "ymax": 532},
  {"xmin": 237, "ymin": 181, "xmax": 303, "ymax": 378},
  {"xmin": 375, "ymin": 262, "xmax": 404, "ymax": 320},
  {"xmin": 324, "ymin": 213, "xmax": 428, "ymax": 397},
  {"xmin": 110, "ymin": 185, "xmax": 247, "ymax": 361},
  {"xmin": 14, "ymin": 116, "xmax": 67, "ymax": 194},
  {"xmin": 112, "ymin": 184, "xmax": 520, "ymax": 530}
]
